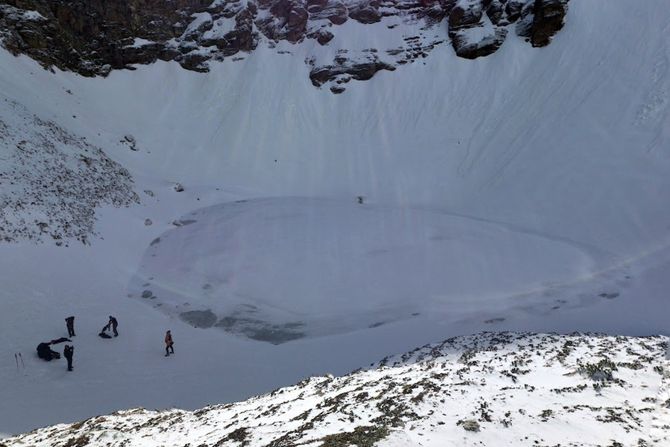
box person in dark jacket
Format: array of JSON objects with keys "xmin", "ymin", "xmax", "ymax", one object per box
[
  {"xmin": 65, "ymin": 316, "xmax": 75, "ymax": 337},
  {"xmin": 63, "ymin": 345, "xmax": 74, "ymax": 371},
  {"xmin": 104, "ymin": 316, "xmax": 118, "ymax": 337},
  {"xmin": 164, "ymin": 330, "xmax": 174, "ymax": 357}
]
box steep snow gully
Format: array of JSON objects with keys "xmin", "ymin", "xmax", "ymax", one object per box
[{"xmin": 0, "ymin": 0, "xmax": 669, "ymax": 440}]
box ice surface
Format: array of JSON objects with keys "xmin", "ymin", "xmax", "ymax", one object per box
[{"xmin": 129, "ymin": 197, "xmax": 593, "ymax": 341}]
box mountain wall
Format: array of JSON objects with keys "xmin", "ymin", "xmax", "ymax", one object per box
[{"xmin": 0, "ymin": 0, "xmax": 569, "ymax": 88}]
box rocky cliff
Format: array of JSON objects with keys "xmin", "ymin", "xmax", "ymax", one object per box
[{"xmin": 0, "ymin": 0, "xmax": 569, "ymax": 91}]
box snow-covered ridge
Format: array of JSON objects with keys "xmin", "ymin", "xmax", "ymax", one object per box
[
  {"xmin": 3, "ymin": 332, "xmax": 668, "ymax": 447},
  {"xmin": 0, "ymin": 0, "xmax": 569, "ymax": 92}
]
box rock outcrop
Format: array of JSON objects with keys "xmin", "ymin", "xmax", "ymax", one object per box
[
  {"xmin": 0, "ymin": 98, "xmax": 139, "ymax": 245},
  {"xmin": 446, "ymin": 0, "xmax": 567, "ymax": 59},
  {"xmin": 308, "ymin": 55, "xmax": 396, "ymax": 89},
  {"xmin": 0, "ymin": 0, "xmax": 571, "ymax": 91},
  {"xmin": 528, "ymin": 0, "xmax": 569, "ymax": 47}
]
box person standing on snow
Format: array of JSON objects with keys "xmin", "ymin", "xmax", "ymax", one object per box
[
  {"xmin": 63, "ymin": 345, "xmax": 74, "ymax": 371},
  {"xmin": 104, "ymin": 316, "xmax": 119, "ymax": 337},
  {"xmin": 65, "ymin": 316, "xmax": 75, "ymax": 337},
  {"xmin": 164, "ymin": 330, "xmax": 174, "ymax": 357}
]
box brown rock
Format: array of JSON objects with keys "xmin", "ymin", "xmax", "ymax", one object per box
[
  {"xmin": 448, "ymin": 1, "xmax": 483, "ymax": 30},
  {"xmin": 450, "ymin": 26, "xmax": 507, "ymax": 59},
  {"xmin": 505, "ymin": 0, "xmax": 526, "ymax": 22},
  {"xmin": 310, "ymin": 59, "xmax": 396, "ymax": 87},
  {"xmin": 309, "ymin": 2, "xmax": 349, "ymax": 25},
  {"xmin": 308, "ymin": 29, "xmax": 335, "ymax": 45},
  {"xmin": 529, "ymin": 0, "xmax": 568, "ymax": 47},
  {"xmin": 178, "ymin": 52, "xmax": 209, "ymax": 72},
  {"xmin": 349, "ymin": 3, "xmax": 382, "ymax": 24}
]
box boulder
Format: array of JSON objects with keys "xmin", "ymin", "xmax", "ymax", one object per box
[
  {"xmin": 349, "ymin": 3, "xmax": 382, "ymax": 24},
  {"xmin": 529, "ymin": 0, "xmax": 568, "ymax": 47},
  {"xmin": 451, "ymin": 26, "xmax": 507, "ymax": 59},
  {"xmin": 448, "ymin": 0, "xmax": 483, "ymax": 30},
  {"xmin": 308, "ymin": 29, "xmax": 335, "ymax": 45}
]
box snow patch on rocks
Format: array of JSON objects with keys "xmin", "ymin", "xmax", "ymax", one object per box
[{"xmin": 0, "ymin": 97, "xmax": 138, "ymax": 245}]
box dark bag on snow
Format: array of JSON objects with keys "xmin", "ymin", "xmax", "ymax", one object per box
[{"xmin": 36, "ymin": 342, "xmax": 60, "ymax": 361}]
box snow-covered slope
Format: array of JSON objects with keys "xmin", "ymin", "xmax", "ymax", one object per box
[
  {"xmin": 0, "ymin": 0, "xmax": 669, "ymax": 440},
  {"xmin": 2, "ymin": 0, "xmax": 668, "ymax": 254},
  {"xmin": 3, "ymin": 333, "xmax": 670, "ymax": 447},
  {"xmin": 0, "ymin": 98, "xmax": 138, "ymax": 243}
]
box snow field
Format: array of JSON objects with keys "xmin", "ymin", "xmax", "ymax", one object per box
[{"xmin": 0, "ymin": 0, "xmax": 669, "ymax": 438}]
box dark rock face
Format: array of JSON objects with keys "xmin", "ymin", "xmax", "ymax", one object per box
[
  {"xmin": 448, "ymin": 0, "xmax": 506, "ymax": 59},
  {"xmin": 257, "ymin": 0, "xmax": 309, "ymax": 43},
  {"xmin": 447, "ymin": 0, "xmax": 567, "ymax": 60},
  {"xmin": 505, "ymin": 0, "xmax": 526, "ymax": 22},
  {"xmin": 309, "ymin": 59, "xmax": 396, "ymax": 87},
  {"xmin": 0, "ymin": 0, "xmax": 213, "ymax": 74},
  {"xmin": 451, "ymin": 26, "xmax": 507, "ymax": 59},
  {"xmin": 308, "ymin": 1, "xmax": 348, "ymax": 24},
  {"xmin": 529, "ymin": 0, "xmax": 568, "ymax": 47},
  {"xmin": 349, "ymin": 1, "xmax": 381, "ymax": 24},
  {"xmin": 308, "ymin": 28, "xmax": 334, "ymax": 45},
  {"xmin": 0, "ymin": 0, "xmax": 570, "ymax": 90},
  {"xmin": 448, "ymin": 1, "xmax": 483, "ymax": 30}
]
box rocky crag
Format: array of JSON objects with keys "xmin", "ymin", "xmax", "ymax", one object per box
[
  {"xmin": 3, "ymin": 332, "xmax": 669, "ymax": 446},
  {"xmin": 0, "ymin": 0, "xmax": 569, "ymax": 92}
]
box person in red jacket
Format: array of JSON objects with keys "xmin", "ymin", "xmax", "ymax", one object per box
[{"xmin": 164, "ymin": 330, "xmax": 174, "ymax": 357}]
